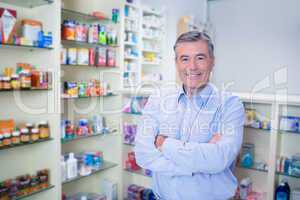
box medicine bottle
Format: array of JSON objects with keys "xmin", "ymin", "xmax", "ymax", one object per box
[
  {"xmin": 20, "ymin": 128, "xmax": 30, "ymax": 143},
  {"xmin": 3, "ymin": 132, "xmax": 12, "ymax": 146},
  {"xmin": 12, "ymin": 131, "xmax": 21, "ymax": 145},
  {"xmin": 2, "ymin": 77, "xmax": 11, "ymax": 90},
  {"xmin": 11, "ymin": 74, "xmax": 20, "ymax": 90},
  {"xmin": 38, "ymin": 121, "xmax": 50, "ymax": 139},
  {"xmin": 30, "ymin": 128, "xmax": 40, "ymax": 142}
]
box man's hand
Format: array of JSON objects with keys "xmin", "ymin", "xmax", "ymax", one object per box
[
  {"xmin": 155, "ymin": 135, "xmax": 168, "ymax": 150},
  {"xmin": 209, "ymin": 133, "xmax": 222, "ymax": 144}
]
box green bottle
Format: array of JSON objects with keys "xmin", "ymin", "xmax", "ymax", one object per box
[{"xmin": 98, "ymin": 25, "xmax": 107, "ymax": 45}]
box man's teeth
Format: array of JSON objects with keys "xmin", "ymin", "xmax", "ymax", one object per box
[{"xmin": 186, "ymin": 73, "xmax": 201, "ymax": 76}]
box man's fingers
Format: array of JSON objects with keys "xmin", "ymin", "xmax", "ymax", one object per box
[{"xmin": 209, "ymin": 133, "xmax": 222, "ymax": 144}]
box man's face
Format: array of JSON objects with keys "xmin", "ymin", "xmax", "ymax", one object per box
[{"xmin": 175, "ymin": 40, "xmax": 214, "ymax": 91}]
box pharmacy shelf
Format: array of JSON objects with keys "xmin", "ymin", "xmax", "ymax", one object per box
[
  {"xmin": 244, "ymin": 126, "xmax": 271, "ymax": 132},
  {"xmin": 61, "ymin": 129, "xmax": 117, "ymax": 144},
  {"xmin": 118, "ymin": 88, "xmax": 154, "ymax": 96},
  {"xmin": 124, "ymin": 29, "xmax": 139, "ymax": 33},
  {"xmin": 142, "ymin": 36, "xmax": 161, "ymax": 41},
  {"xmin": 142, "ymin": 8, "xmax": 162, "ymax": 17},
  {"xmin": 0, "ymin": 137, "xmax": 53, "ymax": 151},
  {"xmin": 279, "ymin": 130, "xmax": 300, "ymax": 135},
  {"xmin": 0, "ymin": 88, "xmax": 52, "ymax": 92},
  {"xmin": 124, "ymin": 56, "xmax": 139, "ymax": 60},
  {"xmin": 142, "ymin": 49, "xmax": 160, "ymax": 53},
  {"xmin": 234, "ymin": 92, "xmax": 300, "ymax": 106},
  {"xmin": 142, "ymin": 61, "xmax": 161, "ymax": 66},
  {"xmin": 276, "ymin": 172, "xmax": 300, "ymax": 179},
  {"xmin": 0, "ymin": 0, "xmax": 53, "ymax": 8},
  {"xmin": 62, "ymin": 8, "xmax": 111, "ymax": 22},
  {"xmin": 61, "ymin": 64, "xmax": 118, "ymax": 69},
  {"xmin": 122, "ymin": 112, "xmax": 142, "ymax": 116},
  {"xmin": 123, "ymin": 142, "xmax": 135, "ymax": 147},
  {"xmin": 61, "ymin": 40, "xmax": 119, "ymax": 48},
  {"xmin": 62, "ymin": 161, "xmax": 118, "ymax": 185},
  {"xmin": 61, "ymin": 93, "xmax": 118, "ymax": 99},
  {"xmin": 124, "ymin": 168, "xmax": 151, "ymax": 178},
  {"xmin": 124, "ymin": 16, "xmax": 137, "ymax": 22},
  {"xmin": 0, "ymin": 43, "xmax": 53, "ymax": 50},
  {"xmin": 124, "ymin": 41, "xmax": 138, "ymax": 46},
  {"xmin": 142, "ymin": 23, "xmax": 163, "ymax": 30},
  {"xmin": 237, "ymin": 165, "xmax": 268, "ymax": 173},
  {"xmin": 16, "ymin": 185, "xmax": 55, "ymax": 200}
]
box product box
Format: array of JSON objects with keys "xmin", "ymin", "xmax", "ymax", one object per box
[
  {"xmin": 100, "ymin": 179, "xmax": 117, "ymax": 200},
  {"xmin": 21, "ymin": 19, "xmax": 43, "ymax": 44},
  {"xmin": 0, "ymin": 7, "xmax": 17, "ymax": 43}
]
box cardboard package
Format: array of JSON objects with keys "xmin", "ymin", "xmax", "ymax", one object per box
[{"xmin": 0, "ymin": 7, "xmax": 17, "ymax": 43}]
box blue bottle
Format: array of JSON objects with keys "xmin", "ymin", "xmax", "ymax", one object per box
[{"xmin": 275, "ymin": 180, "xmax": 290, "ymax": 200}]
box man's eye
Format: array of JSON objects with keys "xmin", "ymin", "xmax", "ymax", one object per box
[
  {"xmin": 181, "ymin": 58, "xmax": 189, "ymax": 63},
  {"xmin": 196, "ymin": 56, "xmax": 205, "ymax": 61}
]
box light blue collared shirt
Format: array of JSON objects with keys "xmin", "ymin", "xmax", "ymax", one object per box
[{"xmin": 134, "ymin": 83, "xmax": 245, "ymax": 200}]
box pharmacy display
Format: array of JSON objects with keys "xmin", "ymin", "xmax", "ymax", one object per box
[
  {"xmin": 0, "ymin": 63, "xmax": 52, "ymax": 91},
  {"xmin": 0, "ymin": 7, "xmax": 52, "ymax": 48}
]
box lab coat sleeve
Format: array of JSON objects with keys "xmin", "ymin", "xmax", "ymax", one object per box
[
  {"xmin": 134, "ymin": 95, "xmax": 192, "ymax": 176},
  {"xmin": 161, "ymin": 95, "xmax": 245, "ymax": 174}
]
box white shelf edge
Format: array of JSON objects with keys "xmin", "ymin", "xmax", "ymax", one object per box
[{"xmin": 233, "ymin": 92, "xmax": 300, "ymax": 105}]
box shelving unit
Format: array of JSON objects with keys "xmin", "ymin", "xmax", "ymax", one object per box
[
  {"xmin": 234, "ymin": 93, "xmax": 300, "ymax": 200},
  {"xmin": 0, "ymin": 0, "xmax": 53, "ymax": 8},
  {"xmin": 62, "ymin": 161, "xmax": 118, "ymax": 185},
  {"xmin": 0, "ymin": 43, "xmax": 53, "ymax": 50},
  {"xmin": 60, "ymin": 0, "xmax": 123, "ymax": 198},
  {"xmin": 16, "ymin": 185, "xmax": 55, "ymax": 200},
  {"xmin": 123, "ymin": 1, "xmax": 142, "ymax": 88},
  {"xmin": 140, "ymin": 5, "xmax": 165, "ymax": 87},
  {"xmin": 0, "ymin": 0, "xmax": 60, "ymax": 200},
  {"xmin": 0, "ymin": 137, "xmax": 53, "ymax": 151},
  {"xmin": 61, "ymin": 129, "xmax": 117, "ymax": 144}
]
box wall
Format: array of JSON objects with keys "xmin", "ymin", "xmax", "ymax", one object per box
[{"xmin": 209, "ymin": 0, "xmax": 300, "ymax": 95}]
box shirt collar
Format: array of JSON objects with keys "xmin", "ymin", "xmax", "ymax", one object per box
[{"xmin": 177, "ymin": 83, "xmax": 213, "ymax": 109}]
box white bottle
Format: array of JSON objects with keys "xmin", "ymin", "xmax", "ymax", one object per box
[
  {"xmin": 61, "ymin": 156, "xmax": 67, "ymax": 182},
  {"xmin": 67, "ymin": 152, "xmax": 78, "ymax": 179}
]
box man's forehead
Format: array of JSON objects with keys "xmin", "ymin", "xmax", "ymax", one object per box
[{"xmin": 176, "ymin": 41, "xmax": 210, "ymax": 55}]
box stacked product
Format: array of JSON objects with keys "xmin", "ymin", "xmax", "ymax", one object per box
[
  {"xmin": 275, "ymin": 180, "xmax": 291, "ymax": 200},
  {"xmin": 0, "ymin": 169, "xmax": 50, "ymax": 199},
  {"xmin": 126, "ymin": 184, "xmax": 157, "ymax": 200},
  {"xmin": 61, "ymin": 47, "xmax": 116, "ymax": 67},
  {"xmin": 62, "ymin": 80, "xmax": 111, "ymax": 98},
  {"xmin": 0, "ymin": 119, "xmax": 50, "ymax": 148},
  {"xmin": 233, "ymin": 177, "xmax": 266, "ymax": 200},
  {"xmin": 237, "ymin": 143, "xmax": 268, "ymax": 171},
  {"xmin": 280, "ymin": 116, "xmax": 300, "ymax": 133},
  {"xmin": 123, "ymin": 123, "xmax": 137, "ymax": 145},
  {"xmin": 61, "ymin": 115, "xmax": 110, "ymax": 140},
  {"xmin": 276, "ymin": 154, "xmax": 300, "ymax": 177},
  {"xmin": 244, "ymin": 109, "xmax": 271, "ymax": 130},
  {"xmin": 61, "ymin": 151, "xmax": 104, "ymax": 182},
  {"xmin": 62, "ymin": 21, "xmax": 118, "ymax": 46},
  {"xmin": 0, "ymin": 7, "xmax": 52, "ymax": 47},
  {"xmin": 125, "ymin": 151, "xmax": 152, "ymax": 177},
  {"xmin": 143, "ymin": 52, "xmax": 161, "ymax": 63},
  {"xmin": 122, "ymin": 97, "xmax": 149, "ymax": 115},
  {"xmin": 0, "ymin": 63, "xmax": 52, "ymax": 91}
]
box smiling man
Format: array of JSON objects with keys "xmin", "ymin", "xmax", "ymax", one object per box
[{"xmin": 134, "ymin": 31, "xmax": 245, "ymax": 200}]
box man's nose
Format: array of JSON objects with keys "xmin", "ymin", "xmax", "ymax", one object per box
[{"xmin": 186, "ymin": 59, "xmax": 198, "ymax": 70}]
